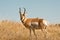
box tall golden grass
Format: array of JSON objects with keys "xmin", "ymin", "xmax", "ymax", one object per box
[{"xmin": 0, "ymin": 20, "xmax": 60, "ymax": 40}]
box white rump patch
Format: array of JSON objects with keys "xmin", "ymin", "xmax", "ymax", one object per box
[{"xmin": 43, "ymin": 20, "xmax": 49, "ymax": 26}]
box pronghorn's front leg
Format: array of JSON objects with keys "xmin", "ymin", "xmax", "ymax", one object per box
[
  {"xmin": 29, "ymin": 28, "xmax": 32, "ymax": 40},
  {"xmin": 41, "ymin": 29, "xmax": 47, "ymax": 39},
  {"xmin": 32, "ymin": 28, "xmax": 37, "ymax": 40},
  {"xmin": 29, "ymin": 28, "xmax": 37, "ymax": 40}
]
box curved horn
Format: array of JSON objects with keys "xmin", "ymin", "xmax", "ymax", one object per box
[
  {"xmin": 19, "ymin": 8, "xmax": 21, "ymax": 14},
  {"xmin": 24, "ymin": 8, "xmax": 26, "ymax": 14},
  {"xmin": 19, "ymin": 8, "xmax": 21, "ymax": 20}
]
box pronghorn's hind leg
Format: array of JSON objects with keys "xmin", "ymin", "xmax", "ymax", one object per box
[
  {"xmin": 32, "ymin": 28, "xmax": 37, "ymax": 40},
  {"xmin": 41, "ymin": 29, "xmax": 48, "ymax": 40}
]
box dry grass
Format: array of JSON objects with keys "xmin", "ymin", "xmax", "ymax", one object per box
[{"xmin": 0, "ymin": 20, "xmax": 60, "ymax": 40}]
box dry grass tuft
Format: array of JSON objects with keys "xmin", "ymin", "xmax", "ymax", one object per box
[{"xmin": 0, "ymin": 20, "xmax": 60, "ymax": 40}]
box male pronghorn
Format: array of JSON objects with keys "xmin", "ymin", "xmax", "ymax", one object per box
[{"xmin": 19, "ymin": 8, "xmax": 48, "ymax": 40}]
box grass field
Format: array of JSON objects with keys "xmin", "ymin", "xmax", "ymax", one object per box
[{"xmin": 0, "ymin": 20, "xmax": 60, "ymax": 40}]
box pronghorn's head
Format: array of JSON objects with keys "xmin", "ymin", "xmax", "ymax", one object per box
[{"xmin": 19, "ymin": 8, "xmax": 26, "ymax": 22}]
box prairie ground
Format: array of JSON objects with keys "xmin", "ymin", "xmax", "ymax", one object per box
[{"xmin": 0, "ymin": 20, "xmax": 60, "ymax": 40}]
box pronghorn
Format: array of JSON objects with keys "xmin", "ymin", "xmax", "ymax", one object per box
[{"xmin": 19, "ymin": 8, "xmax": 48, "ymax": 40}]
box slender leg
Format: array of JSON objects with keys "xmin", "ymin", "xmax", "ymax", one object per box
[
  {"xmin": 41, "ymin": 29, "xmax": 47, "ymax": 40},
  {"xmin": 44, "ymin": 29, "xmax": 48, "ymax": 38},
  {"xmin": 41, "ymin": 29, "xmax": 46, "ymax": 37},
  {"xmin": 32, "ymin": 29, "xmax": 37, "ymax": 40},
  {"xmin": 29, "ymin": 28, "xmax": 32, "ymax": 40}
]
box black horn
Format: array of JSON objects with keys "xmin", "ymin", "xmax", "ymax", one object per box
[
  {"xmin": 19, "ymin": 8, "xmax": 21, "ymax": 20},
  {"xmin": 24, "ymin": 8, "xmax": 26, "ymax": 14},
  {"xmin": 19, "ymin": 8, "xmax": 21, "ymax": 14}
]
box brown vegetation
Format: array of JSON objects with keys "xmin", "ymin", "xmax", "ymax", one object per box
[{"xmin": 0, "ymin": 20, "xmax": 60, "ymax": 40}]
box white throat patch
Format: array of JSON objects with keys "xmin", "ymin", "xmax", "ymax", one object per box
[{"xmin": 23, "ymin": 18, "xmax": 27, "ymax": 23}]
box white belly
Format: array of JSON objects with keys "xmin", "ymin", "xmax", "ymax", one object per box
[{"xmin": 31, "ymin": 22, "xmax": 39, "ymax": 28}]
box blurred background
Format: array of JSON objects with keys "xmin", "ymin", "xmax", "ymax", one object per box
[{"xmin": 0, "ymin": 0, "xmax": 60, "ymax": 24}]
